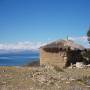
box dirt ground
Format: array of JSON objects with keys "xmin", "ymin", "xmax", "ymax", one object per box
[{"xmin": 0, "ymin": 66, "xmax": 90, "ymax": 90}]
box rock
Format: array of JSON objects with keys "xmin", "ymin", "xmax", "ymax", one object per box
[
  {"xmin": 66, "ymin": 81, "xmax": 70, "ymax": 84},
  {"xmin": 76, "ymin": 62, "xmax": 84, "ymax": 68},
  {"xmin": 86, "ymin": 64, "xmax": 90, "ymax": 68}
]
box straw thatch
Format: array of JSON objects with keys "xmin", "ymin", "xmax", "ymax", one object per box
[{"xmin": 41, "ymin": 40, "xmax": 85, "ymax": 52}]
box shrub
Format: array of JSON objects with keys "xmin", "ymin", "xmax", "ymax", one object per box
[{"xmin": 54, "ymin": 66, "xmax": 64, "ymax": 72}]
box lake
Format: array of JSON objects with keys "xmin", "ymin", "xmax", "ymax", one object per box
[{"xmin": 0, "ymin": 51, "xmax": 39, "ymax": 66}]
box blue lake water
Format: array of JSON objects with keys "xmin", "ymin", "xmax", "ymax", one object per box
[{"xmin": 0, "ymin": 52, "xmax": 39, "ymax": 66}]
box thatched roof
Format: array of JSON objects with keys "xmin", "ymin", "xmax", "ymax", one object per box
[{"xmin": 41, "ymin": 40, "xmax": 85, "ymax": 51}]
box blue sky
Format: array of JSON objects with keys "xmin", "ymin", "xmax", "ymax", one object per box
[{"xmin": 0, "ymin": 0, "xmax": 90, "ymax": 48}]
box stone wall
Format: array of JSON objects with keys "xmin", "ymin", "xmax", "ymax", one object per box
[{"xmin": 40, "ymin": 48, "xmax": 68, "ymax": 68}]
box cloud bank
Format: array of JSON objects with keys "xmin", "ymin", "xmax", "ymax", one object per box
[
  {"xmin": 69, "ymin": 36, "xmax": 90, "ymax": 48},
  {"xmin": 0, "ymin": 36, "xmax": 89, "ymax": 51},
  {"xmin": 69, "ymin": 36, "xmax": 88, "ymax": 42},
  {"xmin": 0, "ymin": 41, "xmax": 46, "ymax": 50}
]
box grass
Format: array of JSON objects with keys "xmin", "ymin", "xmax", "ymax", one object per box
[{"xmin": 76, "ymin": 75, "xmax": 90, "ymax": 86}]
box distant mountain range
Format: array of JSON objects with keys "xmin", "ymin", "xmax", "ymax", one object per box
[{"xmin": 0, "ymin": 49, "xmax": 39, "ymax": 55}]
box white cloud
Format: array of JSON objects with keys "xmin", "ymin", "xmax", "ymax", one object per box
[
  {"xmin": 69, "ymin": 36, "xmax": 90, "ymax": 48},
  {"xmin": 0, "ymin": 41, "xmax": 46, "ymax": 50},
  {"xmin": 0, "ymin": 36, "xmax": 89, "ymax": 50},
  {"xmin": 69, "ymin": 36, "xmax": 88, "ymax": 42}
]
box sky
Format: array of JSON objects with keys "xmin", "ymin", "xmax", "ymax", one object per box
[{"xmin": 0, "ymin": 0, "xmax": 90, "ymax": 49}]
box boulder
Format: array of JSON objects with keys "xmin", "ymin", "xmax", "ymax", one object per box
[{"xmin": 76, "ymin": 62, "xmax": 84, "ymax": 68}]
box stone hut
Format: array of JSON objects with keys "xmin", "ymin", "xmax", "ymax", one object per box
[{"xmin": 40, "ymin": 40, "xmax": 85, "ymax": 68}]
